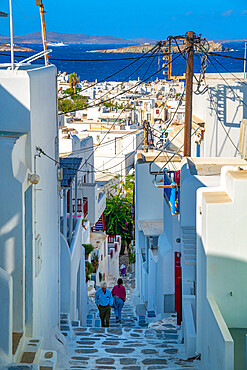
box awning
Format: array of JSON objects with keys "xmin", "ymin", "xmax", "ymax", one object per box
[{"xmin": 137, "ymin": 220, "xmax": 163, "ymax": 236}]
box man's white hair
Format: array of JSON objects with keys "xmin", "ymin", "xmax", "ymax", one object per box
[{"xmin": 101, "ymin": 282, "xmax": 107, "ymax": 288}]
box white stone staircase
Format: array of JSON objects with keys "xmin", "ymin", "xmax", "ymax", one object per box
[{"xmin": 7, "ymin": 336, "xmax": 57, "ymax": 369}]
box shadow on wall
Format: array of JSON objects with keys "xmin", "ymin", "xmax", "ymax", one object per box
[
  {"xmin": 208, "ymin": 82, "xmax": 247, "ymax": 156},
  {"xmin": 199, "ymin": 251, "xmax": 247, "ymax": 370},
  {"xmin": 0, "ymin": 84, "xmax": 30, "ymax": 133},
  {"xmin": 0, "ymin": 84, "xmax": 30, "ymax": 342}
]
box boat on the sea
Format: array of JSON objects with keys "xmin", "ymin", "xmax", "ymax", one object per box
[{"xmin": 47, "ymin": 42, "xmax": 68, "ymax": 47}]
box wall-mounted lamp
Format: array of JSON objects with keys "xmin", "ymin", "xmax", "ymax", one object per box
[{"xmin": 28, "ymin": 173, "xmax": 40, "ymax": 185}]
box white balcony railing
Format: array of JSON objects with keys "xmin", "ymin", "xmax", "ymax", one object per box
[{"xmin": 78, "ymin": 183, "xmax": 106, "ymax": 225}]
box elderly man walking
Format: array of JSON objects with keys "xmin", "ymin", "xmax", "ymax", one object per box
[{"xmin": 95, "ymin": 282, "xmax": 113, "ymax": 327}]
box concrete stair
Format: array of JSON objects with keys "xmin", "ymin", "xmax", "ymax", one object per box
[
  {"xmin": 8, "ymin": 336, "xmax": 57, "ymax": 370},
  {"xmin": 60, "ymin": 313, "xmax": 75, "ymax": 340}
]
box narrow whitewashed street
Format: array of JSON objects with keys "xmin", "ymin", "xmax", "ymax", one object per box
[{"xmin": 58, "ymin": 274, "xmax": 201, "ymax": 369}]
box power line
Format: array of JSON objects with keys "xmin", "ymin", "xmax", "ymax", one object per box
[
  {"xmin": 62, "ymin": 44, "xmax": 161, "ymax": 107},
  {"xmin": 58, "ymin": 49, "xmax": 188, "ymax": 116},
  {"xmin": 206, "ymin": 53, "xmax": 247, "ymax": 88},
  {"xmin": 37, "ymin": 136, "xmax": 144, "ymax": 174},
  {"xmin": 58, "ymin": 43, "xmax": 161, "ymax": 101},
  {"xmin": 209, "ymin": 52, "xmax": 247, "ymax": 62},
  {"xmin": 199, "ymin": 46, "xmax": 247, "ymax": 109},
  {"xmin": 60, "ymin": 128, "xmax": 141, "ymax": 156},
  {"xmin": 76, "ymin": 47, "xmax": 169, "ymax": 172}
]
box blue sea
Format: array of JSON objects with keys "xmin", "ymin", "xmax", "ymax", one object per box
[{"xmin": 0, "ymin": 42, "xmax": 245, "ymax": 82}]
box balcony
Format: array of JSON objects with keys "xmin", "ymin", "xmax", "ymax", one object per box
[
  {"xmin": 78, "ymin": 183, "xmax": 106, "ymax": 225},
  {"xmin": 164, "ymin": 170, "xmax": 180, "ymax": 215},
  {"xmin": 66, "ymin": 197, "xmax": 88, "ymax": 218}
]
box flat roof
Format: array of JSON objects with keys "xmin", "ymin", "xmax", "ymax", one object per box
[
  {"xmin": 187, "ymin": 157, "xmax": 247, "ymax": 176},
  {"xmin": 136, "ymin": 150, "xmax": 182, "ymax": 163},
  {"xmin": 137, "ymin": 220, "xmax": 163, "ymax": 236},
  {"xmin": 0, "ymin": 131, "xmax": 26, "ymax": 138}
]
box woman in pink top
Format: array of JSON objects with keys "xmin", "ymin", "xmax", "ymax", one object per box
[{"xmin": 111, "ymin": 278, "xmax": 126, "ymax": 323}]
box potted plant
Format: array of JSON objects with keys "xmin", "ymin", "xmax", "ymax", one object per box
[
  {"xmin": 91, "ymin": 254, "xmax": 99, "ymax": 272},
  {"xmin": 85, "ymin": 261, "xmax": 94, "ymax": 283},
  {"xmin": 81, "ymin": 218, "xmax": 88, "ymax": 230},
  {"xmin": 82, "ymin": 243, "xmax": 94, "ymax": 260}
]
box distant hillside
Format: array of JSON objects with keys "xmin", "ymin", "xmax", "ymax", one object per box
[
  {"xmin": 0, "ymin": 43, "xmax": 33, "ymax": 52},
  {"xmin": 213, "ymin": 38, "xmax": 247, "ymax": 43},
  {"xmin": 89, "ymin": 41, "xmax": 224, "ymax": 54},
  {"xmin": 0, "ymin": 31, "xmax": 158, "ymax": 45}
]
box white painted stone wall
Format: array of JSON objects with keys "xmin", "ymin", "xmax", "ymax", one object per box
[
  {"xmin": 0, "ymin": 268, "xmax": 12, "ymax": 359},
  {"xmin": 0, "ymin": 64, "xmax": 59, "ymax": 353},
  {"xmin": 196, "ymin": 165, "xmax": 247, "ymax": 368},
  {"xmin": 156, "ymin": 199, "xmax": 179, "ymax": 314},
  {"xmin": 135, "ymin": 160, "xmax": 164, "ymax": 307}
]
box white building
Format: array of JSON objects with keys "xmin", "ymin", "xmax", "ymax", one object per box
[
  {"xmin": 134, "ymin": 73, "xmax": 247, "ymax": 368},
  {"xmin": 0, "ymin": 63, "xmax": 60, "ymax": 367}
]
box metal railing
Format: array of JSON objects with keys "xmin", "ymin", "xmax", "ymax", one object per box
[
  {"xmin": 83, "ymin": 197, "xmax": 88, "ymax": 217},
  {"xmin": 163, "ymin": 170, "xmax": 180, "ymax": 214}
]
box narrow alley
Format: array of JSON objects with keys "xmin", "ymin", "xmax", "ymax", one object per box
[{"xmin": 58, "ymin": 272, "xmax": 201, "ymax": 370}]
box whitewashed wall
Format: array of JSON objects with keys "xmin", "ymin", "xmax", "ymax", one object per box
[
  {"xmin": 0, "ymin": 65, "xmax": 59, "ymax": 353},
  {"xmin": 196, "ymin": 165, "xmax": 247, "ymax": 369}
]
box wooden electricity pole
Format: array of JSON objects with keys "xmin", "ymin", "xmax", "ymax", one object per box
[{"xmin": 184, "ymin": 31, "xmax": 195, "ymax": 157}]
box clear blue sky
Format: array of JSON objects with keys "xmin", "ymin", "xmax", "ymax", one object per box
[{"xmin": 0, "ymin": 0, "xmax": 246, "ymax": 40}]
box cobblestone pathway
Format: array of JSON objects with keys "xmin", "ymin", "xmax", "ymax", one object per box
[{"xmin": 58, "ymin": 274, "xmax": 201, "ymax": 369}]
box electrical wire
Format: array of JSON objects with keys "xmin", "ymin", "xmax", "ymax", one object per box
[
  {"xmin": 77, "ymin": 48, "xmax": 169, "ymax": 173},
  {"xmin": 37, "ymin": 136, "xmax": 144, "ymax": 174},
  {"xmin": 206, "ymin": 53, "xmax": 247, "ymax": 88},
  {"xmin": 60, "ymin": 128, "xmax": 141, "ymax": 156},
  {"xmin": 58, "ymin": 48, "xmax": 189, "ymax": 116},
  {"xmin": 210, "ymin": 52, "xmax": 247, "ymax": 62},
  {"xmin": 198, "ymin": 45, "xmax": 247, "ymax": 109},
  {"xmin": 58, "ymin": 43, "xmax": 162, "ymax": 101},
  {"xmin": 63, "ymin": 44, "xmax": 162, "ymax": 107}
]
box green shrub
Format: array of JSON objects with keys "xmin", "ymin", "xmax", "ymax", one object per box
[
  {"xmin": 85, "ymin": 261, "xmax": 94, "ymax": 282},
  {"xmin": 82, "ymin": 243, "xmax": 94, "ymax": 256},
  {"xmin": 128, "ymin": 246, "xmax": 136, "ymax": 264}
]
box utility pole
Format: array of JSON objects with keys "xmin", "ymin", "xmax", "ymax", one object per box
[
  {"xmin": 143, "ymin": 120, "xmax": 148, "ymax": 153},
  {"xmin": 184, "ymin": 31, "xmax": 195, "ymax": 157},
  {"xmin": 36, "ymin": 0, "xmax": 49, "ymax": 66},
  {"xmin": 9, "ymin": 0, "xmax": 14, "ymax": 70}
]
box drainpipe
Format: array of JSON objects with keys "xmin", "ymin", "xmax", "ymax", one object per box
[
  {"xmin": 69, "ymin": 184, "xmax": 73, "ymax": 244},
  {"xmin": 9, "ymin": 0, "xmax": 14, "ymax": 70},
  {"xmin": 75, "ymin": 174, "xmax": 78, "ymax": 220},
  {"xmin": 63, "ymin": 189, "xmax": 67, "ymax": 237},
  {"xmin": 55, "ymin": 73, "xmax": 61, "ymax": 328}
]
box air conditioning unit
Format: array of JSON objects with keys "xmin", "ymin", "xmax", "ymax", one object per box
[{"xmin": 239, "ymin": 119, "xmax": 247, "ymax": 160}]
